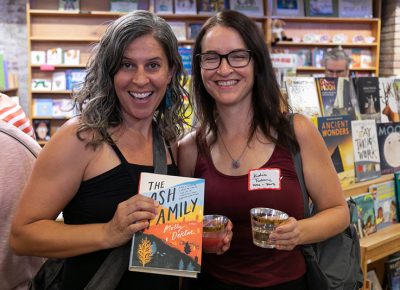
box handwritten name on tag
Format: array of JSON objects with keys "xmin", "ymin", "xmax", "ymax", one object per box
[{"xmin": 248, "ymin": 168, "xmax": 281, "ymax": 191}]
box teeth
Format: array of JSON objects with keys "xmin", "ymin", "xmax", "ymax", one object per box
[
  {"xmin": 130, "ymin": 91, "xmax": 152, "ymax": 99},
  {"xmin": 217, "ymin": 80, "xmax": 237, "ymax": 86}
]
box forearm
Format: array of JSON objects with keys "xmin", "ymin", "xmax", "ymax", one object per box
[
  {"xmin": 297, "ymin": 203, "xmax": 349, "ymax": 245},
  {"xmin": 10, "ymin": 220, "xmax": 111, "ymax": 258}
]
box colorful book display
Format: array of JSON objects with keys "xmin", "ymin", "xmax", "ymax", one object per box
[
  {"xmin": 351, "ymin": 119, "xmax": 381, "ymax": 182},
  {"xmin": 129, "ymin": 173, "xmax": 205, "ymax": 278},
  {"xmin": 317, "ymin": 115, "xmax": 355, "ymax": 187},
  {"xmin": 351, "ymin": 192, "xmax": 377, "ymax": 238},
  {"xmin": 369, "ymin": 180, "xmax": 398, "ymax": 230}
]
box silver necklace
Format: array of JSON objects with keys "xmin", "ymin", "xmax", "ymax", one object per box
[{"xmin": 219, "ymin": 132, "xmax": 248, "ymax": 169}]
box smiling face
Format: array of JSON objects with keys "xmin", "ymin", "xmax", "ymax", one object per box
[
  {"xmin": 113, "ymin": 34, "xmax": 172, "ymax": 124},
  {"xmin": 200, "ymin": 25, "xmax": 254, "ymax": 108}
]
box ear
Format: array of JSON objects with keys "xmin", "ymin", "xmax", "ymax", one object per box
[{"xmin": 167, "ymin": 65, "xmax": 175, "ymax": 84}]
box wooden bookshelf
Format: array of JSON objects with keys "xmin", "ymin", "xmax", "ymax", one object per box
[
  {"xmin": 343, "ymin": 174, "xmax": 400, "ymax": 289},
  {"xmin": 266, "ymin": 0, "xmax": 382, "ymax": 76}
]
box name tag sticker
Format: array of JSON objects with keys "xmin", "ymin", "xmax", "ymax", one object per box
[{"xmin": 248, "ymin": 168, "xmax": 281, "ymax": 191}]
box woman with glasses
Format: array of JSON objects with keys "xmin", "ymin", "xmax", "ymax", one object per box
[{"xmin": 179, "ymin": 10, "xmax": 349, "ymax": 290}]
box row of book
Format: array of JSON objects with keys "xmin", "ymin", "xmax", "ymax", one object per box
[
  {"xmin": 272, "ymin": 0, "xmax": 373, "ymax": 18},
  {"xmin": 366, "ymin": 252, "xmax": 400, "ymax": 290},
  {"xmin": 272, "ymin": 48, "xmax": 373, "ymax": 69},
  {"xmin": 31, "ymin": 49, "xmax": 80, "ymax": 66},
  {"xmin": 284, "ymin": 76, "xmax": 400, "ymax": 123},
  {"xmin": 0, "ymin": 53, "xmax": 18, "ymax": 90},
  {"xmin": 32, "ymin": 98, "xmax": 76, "ymax": 119},
  {"xmin": 31, "ymin": 69, "xmax": 86, "ymax": 92},
  {"xmin": 59, "ymin": 0, "xmax": 265, "ymax": 17},
  {"xmin": 350, "ymin": 176, "xmax": 399, "ymax": 239}
]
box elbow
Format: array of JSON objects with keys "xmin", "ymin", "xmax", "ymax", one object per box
[{"xmin": 9, "ymin": 225, "xmax": 29, "ymax": 256}]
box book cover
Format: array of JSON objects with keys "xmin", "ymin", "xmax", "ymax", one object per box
[
  {"xmin": 178, "ymin": 46, "xmax": 193, "ymax": 74},
  {"xmin": 316, "ymin": 77, "xmax": 338, "ymax": 117},
  {"xmin": 353, "ymin": 77, "xmax": 381, "ymax": 122},
  {"xmin": 154, "ymin": 0, "xmax": 173, "ymax": 14},
  {"xmin": 394, "ymin": 172, "xmax": 400, "ymax": 222},
  {"xmin": 317, "ymin": 115, "xmax": 355, "ymax": 187},
  {"xmin": 379, "ymin": 77, "xmax": 400, "ymax": 123},
  {"xmin": 59, "ymin": 0, "xmax": 80, "ymax": 11},
  {"xmin": 229, "ymin": 0, "xmax": 264, "ymax": 17},
  {"xmin": 366, "ymin": 270, "xmax": 383, "ymax": 290},
  {"xmin": 174, "ymin": 0, "xmax": 197, "ymax": 14},
  {"xmin": 167, "ymin": 22, "xmax": 187, "ymax": 41},
  {"xmin": 284, "ymin": 76, "xmax": 321, "ymax": 119},
  {"xmin": 338, "ymin": 0, "xmax": 373, "ymax": 18},
  {"xmin": 188, "ymin": 23, "xmax": 203, "ymax": 40},
  {"xmin": 31, "ymin": 79, "xmax": 52, "ymax": 91},
  {"xmin": 376, "ymin": 122, "xmax": 400, "ymax": 175},
  {"xmin": 52, "ymin": 72, "xmax": 67, "ymax": 91},
  {"xmin": 63, "ymin": 49, "xmax": 80, "ymax": 65},
  {"xmin": 352, "ymin": 192, "xmax": 377, "ymax": 237},
  {"xmin": 369, "ymin": 180, "xmax": 398, "ymax": 230},
  {"xmin": 351, "ymin": 119, "xmax": 381, "ymax": 182},
  {"xmin": 333, "ymin": 77, "xmax": 358, "ymax": 119},
  {"xmin": 52, "ymin": 99, "xmax": 74, "ymax": 118},
  {"xmin": 110, "ymin": 0, "xmax": 138, "ymax": 12},
  {"xmin": 33, "ymin": 119, "xmax": 51, "ymax": 141},
  {"xmin": 47, "ymin": 48, "xmax": 63, "ymax": 65},
  {"xmin": 385, "ymin": 255, "xmax": 400, "ymax": 290},
  {"xmin": 198, "ymin": 0, "xmax": 225, "ymax": 15},
  {"xmin": 33, "ymin": 99, "xmax": 53, "ymax": 117},
  {"xmin": 129, "ymin": 172, "xmax": 205, "ymax": 278},
  {"xmin": 66, "ymin": 69, "xmax": 86, "ymax": 91},
  {"xmin": 272, "ymin": 0, "xmax": 304, "ymax": 16},
  {"xmin": 31, "ymin": 51, "xmax": 46, "ymax": 65},
  {"xmin": 305, "ymin": 0, "xmax": 338, "ymax": 17}
]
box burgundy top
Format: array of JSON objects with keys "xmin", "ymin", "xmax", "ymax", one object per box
[{"xmin": 194, "ymin": 142, "xmax": 306, "ymax": 287}]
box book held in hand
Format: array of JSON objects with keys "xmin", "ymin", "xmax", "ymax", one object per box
[{"xmin": 129, "ymin": 173, "xmax": 205, "ymax": 278}]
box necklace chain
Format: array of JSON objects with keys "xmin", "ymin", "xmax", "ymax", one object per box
[{"xmin": 218, "ymin": 132, "xmax": 248, "ymax": 169}]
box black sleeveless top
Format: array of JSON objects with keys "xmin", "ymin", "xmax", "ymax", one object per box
[{"xmin": 61, "ymin": 144, "xmax": 179, "ymax": 290}]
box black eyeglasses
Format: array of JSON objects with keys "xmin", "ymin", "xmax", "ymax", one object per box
[{"xmin": 196, "ymin": 50, "xmax": 252, "ymax": 70}]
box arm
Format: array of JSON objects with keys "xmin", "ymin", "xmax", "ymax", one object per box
[
  {"xmin": 10, "ymin": 119, "xmax": 158, "ymax": 258},
  {"xmin": 271, "ymin": 114, "xmax": 349, "ymax": 249}
]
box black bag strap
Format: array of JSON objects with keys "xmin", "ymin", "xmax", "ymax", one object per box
[
  {"xmin": 85, "ymin": 121, "xmax": 167, "ymax": 289},
  {"xmin": 287, "ymin": 113, "xmax": 311, "ymax": 218}
]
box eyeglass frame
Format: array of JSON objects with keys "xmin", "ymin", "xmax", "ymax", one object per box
[{"xmin": 196, "ymin": 49, "xmax": 252, "ymax": 70}]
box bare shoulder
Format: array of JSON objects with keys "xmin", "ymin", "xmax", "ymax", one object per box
[
  {"xmin": 292, "ymin": 114, "xmax": 320, "ymax": 145},
  {"xmin": 178, "ymin": 130, "xmax": 198, "ymax": 177}
]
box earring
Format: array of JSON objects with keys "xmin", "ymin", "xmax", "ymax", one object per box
[{"xmin": 165, "ymin": 87, "xmax": 173, "ymax": 109}]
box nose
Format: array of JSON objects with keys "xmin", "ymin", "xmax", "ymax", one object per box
[
  {"xmin": 217, "ymin": 57, "xmax": 233, "ymax": 74},
  {"xmin": 131, "ymin": 67, "xmax": 149, "ymax": 86}
]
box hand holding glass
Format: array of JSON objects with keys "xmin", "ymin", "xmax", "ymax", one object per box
[
  {"xmin": 250, "ymin": 208, "xmax": 288, "ymax": 248},
  {"xmin": 202, "ymin": 215, "xmax": 228, "ymax": 253}
]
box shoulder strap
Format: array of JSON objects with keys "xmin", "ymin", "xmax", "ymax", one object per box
[
  {"xmin": 85, "ymin": 121, "xmax": 168, "ymax": 289},
  {"xmin": 287, "ymin": 113, "xmax": 311, "ymax": 218},
  {"xmin": 110, "ymin": 144, "xmax": 129, "ymax": 165}
]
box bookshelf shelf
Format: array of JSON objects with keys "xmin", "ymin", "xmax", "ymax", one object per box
[
  {"xmin": 343, "ymin": 174, "xmax": 394, "ymax": 198},
  {"xmin": 32, "ymin": 90, "xmax": 72, "ymax": 94},
  {"xmin": 274, "ymin": 42, "xmax": 378, "ymax": 48},
  {"xmin": 0, "ymin": 87, "xmax": 18, "ymax": 95}
]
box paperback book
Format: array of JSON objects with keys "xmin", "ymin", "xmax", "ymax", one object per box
[
  {"xmin": 229, "ymin": 0, "xmax": 264, "ymax": 16},
  {"xmin": 351, "ymin": 192, "xmax": 377, "ymax": 238},
  {"xmin": 353, "ymin": 77, "xmax": 381, "ymax": 122},
  {"xmin": 369, "ymin": 180, "xmax": 398, "ymax": 230},
  {"xmin": 385, "ymin": 254, "xmax": 400, "ymax": 290},
  {"xmin": 316, "ymin": 77, "xmax": 338, "ymax": 116},
  {"xmin": 376, "ymin": 122, "xmax": 400, "ymax": 175},
  {"xmin": 59, "ymin": 0, "xmax": 80, "ymax": 11},
  {"xmin": 129, "ymin": 172, "xmax": 205, "ymax": 278},
  {"xmin": 284, "ymin": 76, "xmax": 321, "ymax": 119},
  {"xmin": 317, "ymin": 115, "xmax": 355, "ymax": 187},
  {"xmin": 174, "ymin": 0, "xmax": 197, "ymax": 14},
  {"xmin": 351, "ymin": 119, "xmax": 381, "ymax": 182},
  {"xmin": 378, "ymin": 77, "xmax": 400, "ymax": 123}
]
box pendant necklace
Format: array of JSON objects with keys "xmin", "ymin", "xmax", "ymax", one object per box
[{"xmin": 218, "ymin": 132, "xmax": 248, "ymax": 169}]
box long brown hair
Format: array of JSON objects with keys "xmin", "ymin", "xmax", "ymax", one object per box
[{"xmin": 191, "ymin": 10, "xmax": 297, "ymax": 153}]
